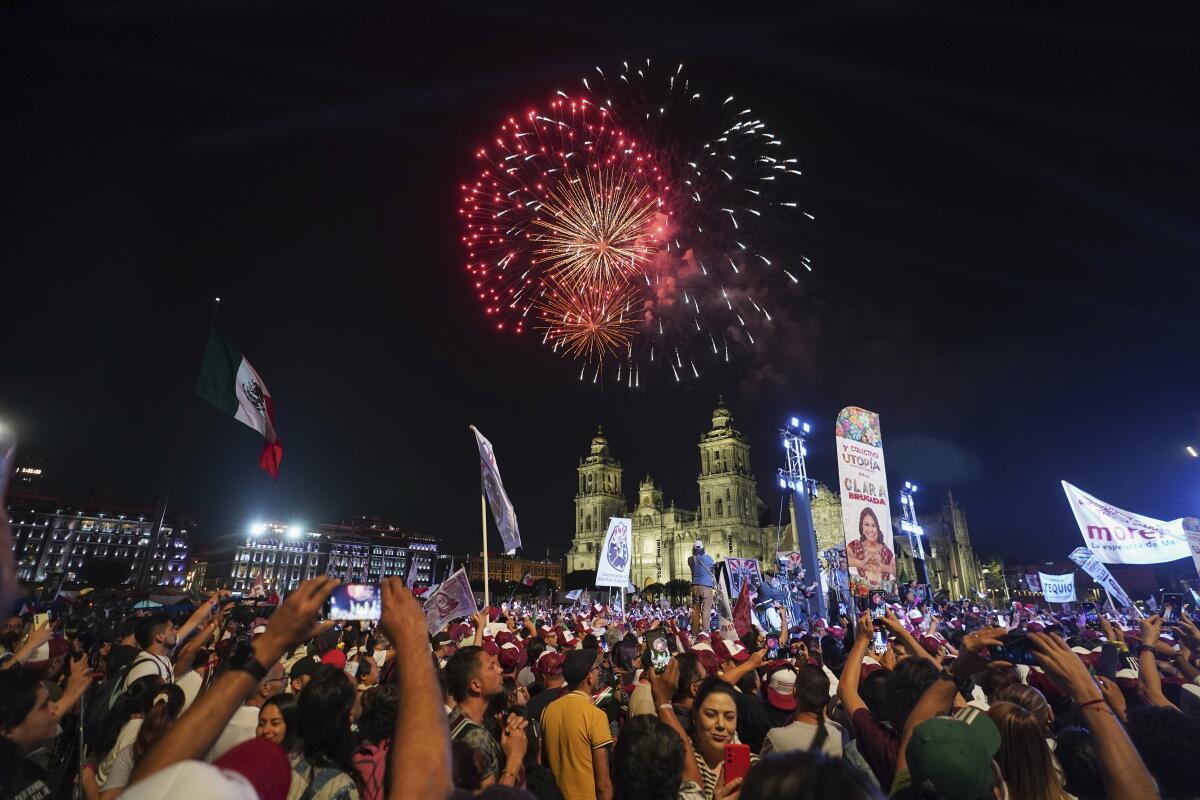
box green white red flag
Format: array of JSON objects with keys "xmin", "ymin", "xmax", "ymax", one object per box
[{"xmin": 195, "ymin": 326, "xmax": 282, "ymax": 480}]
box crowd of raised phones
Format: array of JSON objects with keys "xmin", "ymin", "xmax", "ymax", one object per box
[{"xmin": 2, "ymin": 577, "xmax": 1199, "ymax": 800}]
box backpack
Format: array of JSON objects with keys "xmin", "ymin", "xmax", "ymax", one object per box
[{"xmin": 83, "ymin": 654, "xmax": 171, "ymax": 750}]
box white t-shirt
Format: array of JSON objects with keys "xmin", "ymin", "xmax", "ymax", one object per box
[
  {"xmin": 760, "ymin": 718, "xmax": 845, "ymax": 757},
  {"xmin": 124, "ymin": 651, "xmax": 174, "ymax": 689},
  {"xmin": 207, "ymin": 705, "xmax": 261, "ymax": 761},
  {"xmin": 177, "ymin": 670, "xmax": 204, "ymax": 712},
  {"xmin": 97, "ymin": 718, "xmax": 142, "ymax": 784}
]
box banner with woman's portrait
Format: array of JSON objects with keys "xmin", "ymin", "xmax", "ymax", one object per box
[{"xmin": 835, "ymin": 407, "xmax": 896, "ymax": 592}]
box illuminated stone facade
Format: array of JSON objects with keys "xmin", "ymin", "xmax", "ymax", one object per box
[{"xmin": 566, "ymin": 400, "xmax": 777, "ymax": 587}]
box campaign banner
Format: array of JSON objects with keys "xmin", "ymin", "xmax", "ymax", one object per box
[
  {"xmin": 1025, "ymin": 573, "xmax": 1042, "ymax": 593},
  {"xmin": 726, "ymin": 558, "xmax": 762, "ymax": 599},
  {"xmin": 1068, "ymin": 546, "xmax": 1134, "ymax": 609},
  {"xmin": 564, "ymin": 589, "xmax": 583, "ymax": 601},
  {"xmin": 1061, "ymin": 481, "xmax": 1191, "ymax": 565},
  {"xmin": 715, "ymin": 564, "xmax": 737, "ymax": 640},
  {"xmin": 1038, "ymin": 572, "xmax": 1077, "ymax": 603},
  {"xmin": 472, "ymin": 426, "xmax": 522, "ymax": 553},
  {"xmin": 835, "ymin": 407, "xmax": 896, "ymax": 590},
  {"xmin": 1186, "ymin": 518, "xmax": 1200, "ymax": 578},
  {"xmin": 423, "ymin": 568, "xmax": 478, "ymax": 634},
  {"xmin": 595, "ymin": 517, "xmax": 633, "ymax": 588}
]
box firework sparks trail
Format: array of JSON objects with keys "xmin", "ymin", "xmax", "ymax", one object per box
[{"xmin": 460, "ymin": 59, "xmax": 812, "ymax": 385}]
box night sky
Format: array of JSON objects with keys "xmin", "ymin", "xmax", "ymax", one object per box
[{"xmin": 5, "ymin": 3, "xmax": 1199, "ymax": 565}]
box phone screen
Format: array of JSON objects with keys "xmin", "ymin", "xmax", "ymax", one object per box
[
  {"xmin": 648, "ymin": 632, "xmax": 670, "ymax": 673},
  {"xmin": 872, "ymin": 630, "xmax": 887, "ymax": 655},
  {"xmin": 1161, "ymin": 593, "xmax": 1184, "ymax": 624},
  {"xmin": 328, "ymin": 584, "xmax": 381, "ymax": 620},
  {"xmin": 766, "ymin": 637, "xmax": 779, "ymax": 660}
]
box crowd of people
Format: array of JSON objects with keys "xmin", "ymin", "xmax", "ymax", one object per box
[{"xmin": 2, "ymin": 574, "xmax": 1200, "ymax": 800}]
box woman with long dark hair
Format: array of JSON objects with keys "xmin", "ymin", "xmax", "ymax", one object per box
[
  {"xmin": 690, "ymin": 677, "xmax": 754, "ymax": 799},
  {"xmin": 294, "ymin": 664, "xmax": 362, "ymax": 800},
  {"xmin": 760, "ymin": 664, "xmax": 844, "ymax": 757},
  {"xmin": 846, "ymin": 507, "xmax": 894, "ymax": 584},
  {"xmin": 98, "ymin": 684, "xmax": 185, "ymax": 799},
  {"xmin": 257, "ymin": 692, "xmax": 300, "ymax": 756}
]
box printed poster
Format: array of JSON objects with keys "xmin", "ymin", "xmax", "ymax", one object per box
[
  {"xmin": 836, "ymin": 407, "xmax": 895, "ymax": 591},
  {"xmin": 595, "ymin": 517, "xmax": 633, "ymax": 588}
]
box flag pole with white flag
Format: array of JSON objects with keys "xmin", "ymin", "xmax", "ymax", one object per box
[{"xmin": 470, "ymin": 426, "xmax": 522, "ymax": 610}]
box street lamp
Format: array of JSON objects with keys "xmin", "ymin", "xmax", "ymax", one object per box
[{"xmin": 778, "ymin": 416, "xmax": 827, "ymax": 621}]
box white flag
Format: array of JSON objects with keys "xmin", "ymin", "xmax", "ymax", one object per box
[
  {"xmin": 1038, "ymin": 572, "xmax": 1077, "ymax": 603},
  {"xmin": 406, "ymin": 557, "xmax": 421, "ymax": 588},
  {"xmin": 1061, "ymin": 481, "xmax": 1190, "ymax": 564},
  {"xmin": 595, "ymin": 518, "xmax": 633, "ymax": 588},
  {"xmin": 1069, "ymin": 547, "xmax": 1134, "ymax": 609},
  {"xmin": 423, "ymin": 568, "xmax": 478, "ymax": 635},
  {"xmin": 471, "ymin": 426, "xmax": 521, "ymax": 553}
]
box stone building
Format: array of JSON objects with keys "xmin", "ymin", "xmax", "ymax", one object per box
[{"xmin": 566, "ymin": 400, "xmax": 779, "ymax": 587}]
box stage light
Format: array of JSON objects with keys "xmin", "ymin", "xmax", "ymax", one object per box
[
  {"xmin": 790, "ymin": 416, "xmax": 800, "ymax": 429},
  {"xmin": 1187, "ymin": 445, "xmax": 1198, "ymax": 458},
  {"xmin": 249, "ymin": 522, "xmax": 266, "ymax": 536},
  {"xmin": 287, "ymin": 523, "xmax": 304, "ymax": 538},
  {"xmin": 802, "ymin": 422, "xmax": 811, "ymax": 434},
  {"xmin": 778, "ymin": 477, "xmax": 787, "ymax": 489}
]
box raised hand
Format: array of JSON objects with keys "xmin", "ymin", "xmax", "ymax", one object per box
[
  {"xmin": 258, "ymin": 576, "xmax": 339, "ymax": 660},
  {"xmin": 1139, "ymin": 615, "xmax": 1164, "ymax": 647},
  {"xmin": 1028, "ymin": 632, "xmax": 1103, "ymax": 704},
  {"xmin": 380, "ymin": 577, "xmax": 427, "ymax": 651}
]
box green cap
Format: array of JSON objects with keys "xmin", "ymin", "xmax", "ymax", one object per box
[{"xmin": 906, "ymin": 707, "xmax": 1001, "ymax": 800}]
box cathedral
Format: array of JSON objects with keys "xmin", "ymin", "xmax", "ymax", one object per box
[
  {"xmin": 566, "ymin": 398, "xmax": 988, "ymax": 599},
  {"xmin": 565, "ymin": 399, "xmax": 780, "ymax": 587}
]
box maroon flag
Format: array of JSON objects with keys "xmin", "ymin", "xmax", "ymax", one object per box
[{"xmin": 733, "ymin": 580, "xmax": 752, "ymax": 638}]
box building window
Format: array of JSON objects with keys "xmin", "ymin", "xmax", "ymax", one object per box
[{"xmin": 715, "ymin": 499, "xmax": 723, "ymax": 516}]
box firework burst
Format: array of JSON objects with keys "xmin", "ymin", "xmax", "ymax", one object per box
[{"xmin": 460, "ymin": 60, "xmax": 813, "ymax": 384}]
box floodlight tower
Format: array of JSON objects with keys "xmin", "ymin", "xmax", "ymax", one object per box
[
  {"xmin": 899, "ymin": 481, "xmax": 929, "ymax": 588},
  {"xmin": 778, "ymin": 417, "xmax": 828, "ymax": 621}
]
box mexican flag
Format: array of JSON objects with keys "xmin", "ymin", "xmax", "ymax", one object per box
[{"xmin": 195, "ymin": 326, "xmax": 283, "ymax": 479}]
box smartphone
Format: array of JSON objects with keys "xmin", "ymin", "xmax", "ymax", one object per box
[
  {"xmin": 990, "ymin": 632, "xmax": 1039, "ymax": 666},
  {"xmin": 651, "ymin": 636, "xmax": 671, "ymax": 673},
  {"xmin": 1161, "ymin": 593, "xmax": 1184, "ymax": 624},
  {"xmin": 327, "ymin": 584, "xmax": 381, "ymax": 621},
  {"xmin": 766, "ymin": 637, "xmax": 779, "ymax": 660},
  {"xmin": 34, "ymin": 612, "xmax": 49, "ymax": 630},
  {"xmin": 724, "ymin": 743, "xmax": 751, "ymax": 783},
  {"xmin": 872, "ymin": 630, "xmax": 887, "ymax": 655}
]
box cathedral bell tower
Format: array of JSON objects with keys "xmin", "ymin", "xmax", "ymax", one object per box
[
  {"xmin": 568, "ymin": 428, "xmax": 627, "ymax": 572},
  {"xmin": 696, "ymin": 398, "xmax": 760, "ymax": 557}
]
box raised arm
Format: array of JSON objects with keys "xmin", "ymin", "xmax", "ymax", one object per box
[
  {"xmin": 878, "ymin": 610, "xmax": 938, "ymax": 666},
  {"xmin": 381, "ymin": 578, "xmax": 452, "ymax": 800},
  {"xmin": 173, "ymin": 619, "xmax": 217, "ymax": 679},
  {"xmin": 1137, "ymin": 615, "xmax": 1179, "ymax": 710},
  {"xmin": 837, "ymin": 611, "xmax": 873, "ymax": 717},
  {"xmin": 719, "ymin": 647, "xmax": 766, "ymax": 687},
  {"xmin": 1029, "ymin": 632, "xmax": 1158, "ymax": 800},
  {"xmin": 894, "ymin": 675, "xmax": 957, "ymax": 774},
  {"xmin": 129, "ymin": 577, "xmax": 339, "ymax": 786},
  {"xmin": 650, "ymin": 659, "xmax": 703, "ymax": 787}
]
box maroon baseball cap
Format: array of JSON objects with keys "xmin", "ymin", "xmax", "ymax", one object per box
[
  {"xmin": 536, "ymin": 651, "xmax": 565, "ymax": 676},
  {"xmin": 213, "ymin": 738, "xmax": 292, "ymax": 800}
]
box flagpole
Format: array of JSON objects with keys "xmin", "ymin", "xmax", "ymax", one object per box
[
  {"xmin": 138, "ymin": 296, "xmax": 221, "ymax": 589},
  {"xmin": 481, "ymin": 490, "xmax": 490, "ymax": 609}
]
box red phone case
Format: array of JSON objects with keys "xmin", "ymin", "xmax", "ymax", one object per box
[{"xmin": 724, "ymin": 743, "xmax": 751, "ymax": 783}]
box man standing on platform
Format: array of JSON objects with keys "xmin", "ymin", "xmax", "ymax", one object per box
[{"xmin": 688, "ymin": 541, "xmax": 715, "ymax": 632}]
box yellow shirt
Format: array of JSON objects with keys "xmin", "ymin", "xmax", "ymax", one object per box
[{"xmin": 539, "ymin": 690, "xmax": 612, "ymax": 800}]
